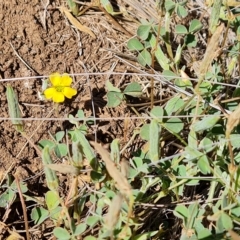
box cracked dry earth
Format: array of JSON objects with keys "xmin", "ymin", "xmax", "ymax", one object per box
[{"xmin": 0, "ymin": 0, "xmax": 142, "ymax": 236}]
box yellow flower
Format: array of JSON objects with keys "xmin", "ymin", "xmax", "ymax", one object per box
[{"xmin": 44, "ymin": 72, "xmax": 77, "ymax": 103}]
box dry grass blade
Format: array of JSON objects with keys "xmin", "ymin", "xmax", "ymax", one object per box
[
  {"xmin": 6, "ymin": 231, "xmax": 24, "ymax": 240},
  {"xmin": 45, "ymin": 164, "xmax": 80, "ymax": 175},
  {"xmin": 225, "ymin": 0, "xmax": 240, "ymax": 7},
  {"xmin": 121, "ymin": 0, "xmax": 158, "ymax": 22},
  {"xmin": 90, "ymin": 141, "xmax": 132, "ymax": 197},
  {"xmin": 104, "ymin": 193, "xmax": 123, "ymax": 231},
  {"xmin": 226, "ymin": 104, "xmax": 240, "ymax": 137},
  {"xmin": 225, "ymin": 104, "xmax": 240, "ymax": 167},
  {"xmin": 198, "ymin": 23, "xmax": 224, "ymax": 77},
  {"xmin": 120, "ymin": 158, "xmax": 130, "ymax": 178},
  {"xmin": 228, "ymin": 230, "xmax": 240, "ymax": 240},
  {"xmin": 59, "ymin": 6, "xmax": 96, "ymax": 39}
]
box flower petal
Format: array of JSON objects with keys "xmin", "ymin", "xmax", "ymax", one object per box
[
  {"xmin": 63, "ymin": 87, "xmax": 77, "ymax": 99},
  {"xmin": 61, "ymin": 73, "xmax": 72, "ymax": 86},
  {"xmin": 52, "ymin": 92, "xmax": 65, "ymax": 103},
  {"xmin": 44, "ymin": 88, "xmax": 57, "ymax": 99},
  {"xmin": 49, "ymin": 72, "xmax": 61, "ymax": 86}
]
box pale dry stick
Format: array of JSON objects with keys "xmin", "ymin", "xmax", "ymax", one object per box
[
  {"xmin": 22, "ymin": 103, "xmax": 45, "ymax": 108},
  {"xmin": 101, "ymin": 47, "xmax": 138, "ymax": 62},
  {"xmin": 116, "ymin": 69, "xmax": 127, "ymax": 88},
  {"xmin": 84, "ymin": 182, "xmax": 106, "ymax": 197},
  {"xmin": 120, "ymin": 130, "xmax": 139, "ymax": 154},
  {"xmin": 105, "ymin": 61, "xmax": 119, "ymax": 84},
  {"xmin": 9, "ymin": 42, "xmax": 37, "ymax": 74},
  {"xmin": 134, "ymin": 73, "xmax": 150, "ymax": 97},
  {"xmin": 40, "ymin": 0, "xmax": 50, "ymax": 30},
  {"xmin": 221, "ymin": 97, "xmax": 240, "ymax": 103},
  {"xmin": 75, "ymin": 27, "xmax": 83, "ymax": 56}
]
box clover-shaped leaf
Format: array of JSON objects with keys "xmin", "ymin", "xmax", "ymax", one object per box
[
  {"xmin": 127, "ymin": 38, "xmax": 144, "ymax": 51},
  {"xmin": 124, "ymin": 82, "xmax": 142, "ymax": 97},
  {"xmin": 189, "ymin": 19, "xmax": 202, "ymax": 33}
]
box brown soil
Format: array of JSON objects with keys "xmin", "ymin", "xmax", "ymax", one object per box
[{"xmin": 0, "ymin": 0, "xmax": 143, "ymax": 238}]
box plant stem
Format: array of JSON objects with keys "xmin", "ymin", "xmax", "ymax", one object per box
[{"xmin": 15, "ymin": 175, "xmax": 30, "ymax": 240}]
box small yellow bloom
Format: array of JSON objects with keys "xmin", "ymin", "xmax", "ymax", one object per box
[{"xmin": 44, "ymin": 72, "xmax": 77, "ymax": 103}]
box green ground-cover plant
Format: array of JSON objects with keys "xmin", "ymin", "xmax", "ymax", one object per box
[
  {"xmin": 122, "ymin": 0, "xmax": 240, "ymax": 239},
  {"xmin": 106, "ymin": 80, "xmax": 142, "ymax": 107},
  {"xmin": 4, "ymin": 84, "xmax": 168, "ymax": 239},
  {"xmin": 127, "ymin": 21, "xmax": 171, "ymax": 69},
  {"xmin": 34, "ymin": 112, "xmax": 163, "ymax": 239},
  {"xmin": 127, "ymin": 0, "xmax": 202, "ymax": 71},
  {"xmin": 5, "ymin": 0, "xmax": 240, "ymax": 239},
  {"xmin": 0, "ymin": 176, "xmax": 28, "ymax": 208}
]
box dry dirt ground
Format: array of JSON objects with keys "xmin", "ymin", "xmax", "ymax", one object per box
[{"xmin": 0, "ymin": 0, "xmax": 146, "ymax": 237}]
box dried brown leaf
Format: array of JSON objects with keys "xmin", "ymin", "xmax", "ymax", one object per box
[
  {"xmin": 45, "ymin": 164, "xmax": 80, "ymax": 175},
  {"xmin": 59, "ymin": 6, "xmax": 96, "ymax": 39},
  {"xmin": 226, "ymin": 104, "xmax": 240, "ymax": 138},
  {"xmin": 90, "ymin": 141, "xmax": 132, "ymax": 197}
]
